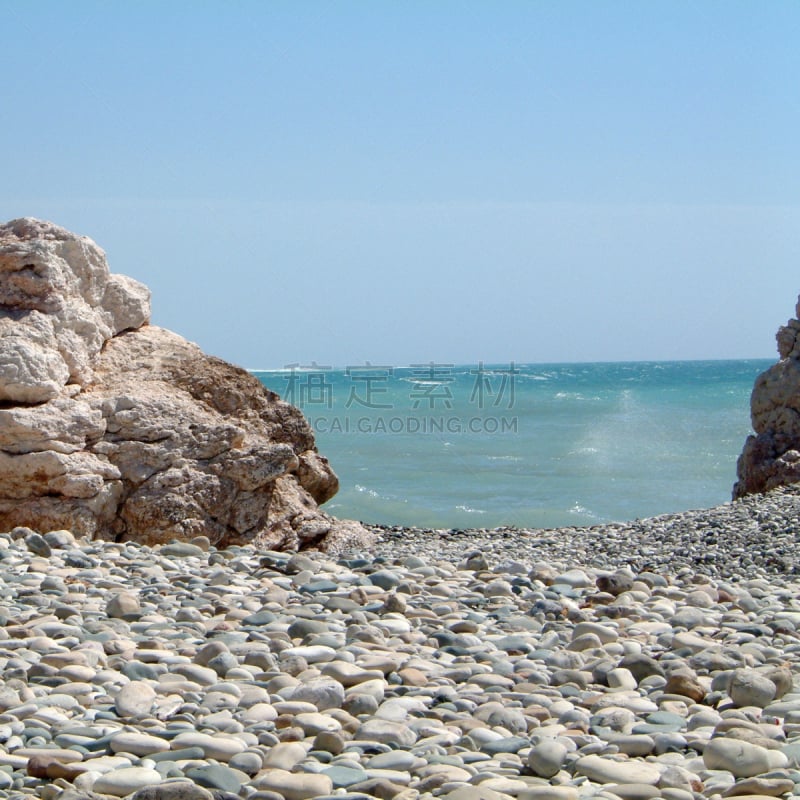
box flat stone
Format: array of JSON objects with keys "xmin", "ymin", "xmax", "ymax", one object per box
[
  {"xmin": 481, "ymin": 736, "xmax": 530, "ymax": 755},
  {"xmin": 723, "ymin": 777, "xmax": 796, "ymax": 797},
  {"xmin": 443, "ymin": 787, "xmax": 516, "ymax": 800},
  {"xmin": 291, "ymin": 678, "xmax": 345, "ymax": 710},
  {"xmin": 518, "ymin": 789, "xmax": 579, "ymax": 800},
  {"xmin": 320, "ymin": 661, "xmax": 385, "ymax": 688},
  {"xmin": 575, "ymin": 754, "xmax": 661, "ymax": 785},
  {"xmin": 295, "ymin": 711, "xmax": 342, "ymax": 735},
  {"xmin": 323, "ymin": 765, "xmax": 370, "ymax": 788},
  {"xmin": 130, "ymin": 783, "xmax": 215, "ymax": 800},
  {"xmin": 170, "ymin": 732, "xmax": 245, "ymax": 762},
  {"xmin": 254, "ymin": 769, "xmax": 333, "ymax": 800},
  {"xmin": 604, "ymin": 735, "xmax": 651, "ymax": 759},
  {"xmin": 356, "ymin": 718, "xmax": 417, "ymax": 747},
  {"xmin": 185, "ymin": 763, "xmax": 243, "ymax": 793},
  {"xmin": 280, "ymin": 645, "xmax": 337, "ymax": 663},
  {"xmin": 262, "ymin": 741, "xmax": 308, "ymax": 770},
  {"xmin": 606, "ymin": 784, "xmax": 661, "ymax": 800},
  {"xmin": 110, "ymin": 731, "xmax": 170, "ymax": 755},
  {"xmin": 160, "ymin": 542, "xmax": 206, "ymax": 558},
  {"xmin": 366, "ymin": 751, "xmax": 423, "ymax": 771},
  {"xmin": 573, "ymin": 621, "xmax": 618, "ymax": 644},
  {"xmin": 14, "ymin": 748, "xmax": 83, "ymax": 763},
  {"xmin": 93, "ymin": 767, "xmax": 163, "ymax": 796}
]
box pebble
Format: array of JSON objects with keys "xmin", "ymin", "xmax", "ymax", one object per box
[
  {"xmin": 575, "ymin": 753, "xmax": 662, "ymax": 784},
  {"xmin": 527, "ymin": 739, "xmax": 567, "ymax": 777},
  {"xmin": 114, "ymin": 680, "xmax": 157, "ymax": 718},
  {"xmin": 728, "ymin": 669, "xmax": 778, "ymax": 708},
  {"xmin": 3, "ymin": 489, "xmax": 800, "ymax": 800},
  {"xmin": 92, "ymin": 766, "xmax": 164, "ymax": 796},
  {"xmin": 703, "ymin": 738, "xmax": 789, "ymax": 777},
  {"xmin": 254, "ymin": 769, "xmax": 333, "ymax": 800}
]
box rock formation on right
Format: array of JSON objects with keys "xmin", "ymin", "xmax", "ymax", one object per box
[{"xmin": 734, "ymin": 296, "xmax": 800, "ymax": 499}]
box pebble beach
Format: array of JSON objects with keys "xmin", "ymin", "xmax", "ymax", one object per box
[{"xmin": 2, "ymin": 487, "xmax": 800, "ymax": 800}]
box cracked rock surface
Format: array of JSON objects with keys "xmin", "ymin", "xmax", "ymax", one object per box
[
  {"xmin": 735, "ymin": 295, "xmax": 800, "ymax": 500},
  {"xmin": 0, "ymin": 217, "xmax": 371, "ymax": 552}
]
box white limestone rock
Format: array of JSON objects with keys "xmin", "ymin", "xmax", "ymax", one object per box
[{"xmin": 0, "ymin": 217, "xmax": 372, "ymax": 552}]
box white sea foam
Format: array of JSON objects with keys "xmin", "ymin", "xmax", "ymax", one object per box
[{"xmin": 456, "ymin": 504, "xmax": 486, "ymax": 514}]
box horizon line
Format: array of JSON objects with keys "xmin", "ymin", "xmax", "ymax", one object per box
[{"xmin": 246, "ymin": 355, "xmax": 775, "ymax": 372}]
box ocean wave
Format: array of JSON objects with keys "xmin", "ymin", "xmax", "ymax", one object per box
[
  {"xmin": 398, "ymin": 377, "xmax": 453, "ymax": 385},
  {"xmin": 553, "ymin": 391, "xmax": 603, "ymax": 401},
  {"xmin": 487, "ymin": 455, "xmax": 522, "ymax": 461},
  {"xmin": 568, "ymin": 502, "xmax": 595, "ymax": 517},
  {"xmin": 353, "ymin": 484, "xmax": 409, "ymax": 505},
  {"xmin": 456, "ymin": 504, "xmax": 486, "ymax": 514},
  {"xmin": 252, "ymin": 366, "xmax": 327, "ymax": 373}
]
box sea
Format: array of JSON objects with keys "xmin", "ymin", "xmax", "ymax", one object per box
[{"xmin": 254, "ymin": 360, "xmax": 771, "ymax": 531}]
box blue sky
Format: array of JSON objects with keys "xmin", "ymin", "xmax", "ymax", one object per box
[{"xmin": 2, "ymin": 1, "xmax": 798, "ymax": 367}]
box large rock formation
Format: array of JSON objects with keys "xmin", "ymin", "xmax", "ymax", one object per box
[
  {"xmin": 0, "ymin": 217, "xmax": 372, "ymax": 551},
  {"xmin": 734, "ymin": 296, "xmax": 800, "ymax": 499}
]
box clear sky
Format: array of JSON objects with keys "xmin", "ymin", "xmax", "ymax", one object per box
[{"xmin": 2, "ymin": 1, "xmax": 798, "ymax": 368}]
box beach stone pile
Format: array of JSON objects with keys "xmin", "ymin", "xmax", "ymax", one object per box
[
  {"xmin": 2, "ymin": 489, "xmax": 800, "ymax": 800},
  {"xmin": 371, "ymin": 484, "xmax": 800, "ymax": 578},
  {"xmin": 0, "ymin": 217, "xmax": 371, "ymax": 552}
]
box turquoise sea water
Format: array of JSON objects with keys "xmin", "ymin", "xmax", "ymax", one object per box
[{"xmin": 255, "ymin": 360, "xmax": 771, "ymax": 530}]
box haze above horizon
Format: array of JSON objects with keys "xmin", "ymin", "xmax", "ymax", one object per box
[{"xmin": 2, "ymin": 2, "xmax": 798, "ymax": 368}]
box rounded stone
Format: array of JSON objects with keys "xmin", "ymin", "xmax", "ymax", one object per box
[
  {"xmin": 664, "ymin": 670, "xmax": 705, "ymax": 702},
  {"xmin": 254, "ymin": 769, "xmax": 333, "ymax": 800},
  {"xmin": 114, "ymin": 681, "xmax": 157, "ymax": 718},
  {"xmin": 575, "ymin": 754, "xmax": 661, "ymax": 785},
  {"xmin": 184, "ymin": 764, "xmax": 243, "ymax": 794},
  {"xmin": 107, "ymin": 592, "xmax": 141, "ymax": 619},
  {"xmin": 129, "ymin": 783, "xmax": 215, "ymax": 800},
  {"xmin": 527, "ymin": 739, "xmax": 567, "ymax": 777},
  {"xmin": 262, "ymin": 742, "xmax": 308, "ymax": 770},
  {"xmin": 291, "ymin": 678, "xmax": 346, "ymax": 710},
  {"xmin": 93, "ymin": 767, "xmax": 163, "ymax": 796},
  {"xmin": 228, "ymin": 750, "xmax": 264, "ymax": 775},
  {"xmin": 356, "ymin": 718, "xmax": 417, "ymax": 747},
  {"xmin": 170, "ymin": 732, "xmax": 245, "ymax": 762},
  {"xmin": 703, "ymin": 738, "xmax": 788, "ymax": 778},
  {"xmin": 729, "ymin": 669, "xmax": 777, "ymax": 709},
  {"xmin": 110, "ymin": 732, "xmax": 170, "ymax": 756}
]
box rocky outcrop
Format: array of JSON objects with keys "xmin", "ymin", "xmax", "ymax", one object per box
[
  {"xmin": 734, "ymin": 296, "xmax": 800, "ymax": 499},
  {"xmin": 0, "ymin": 217, "xmax": 372, "ymax": 551}
]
